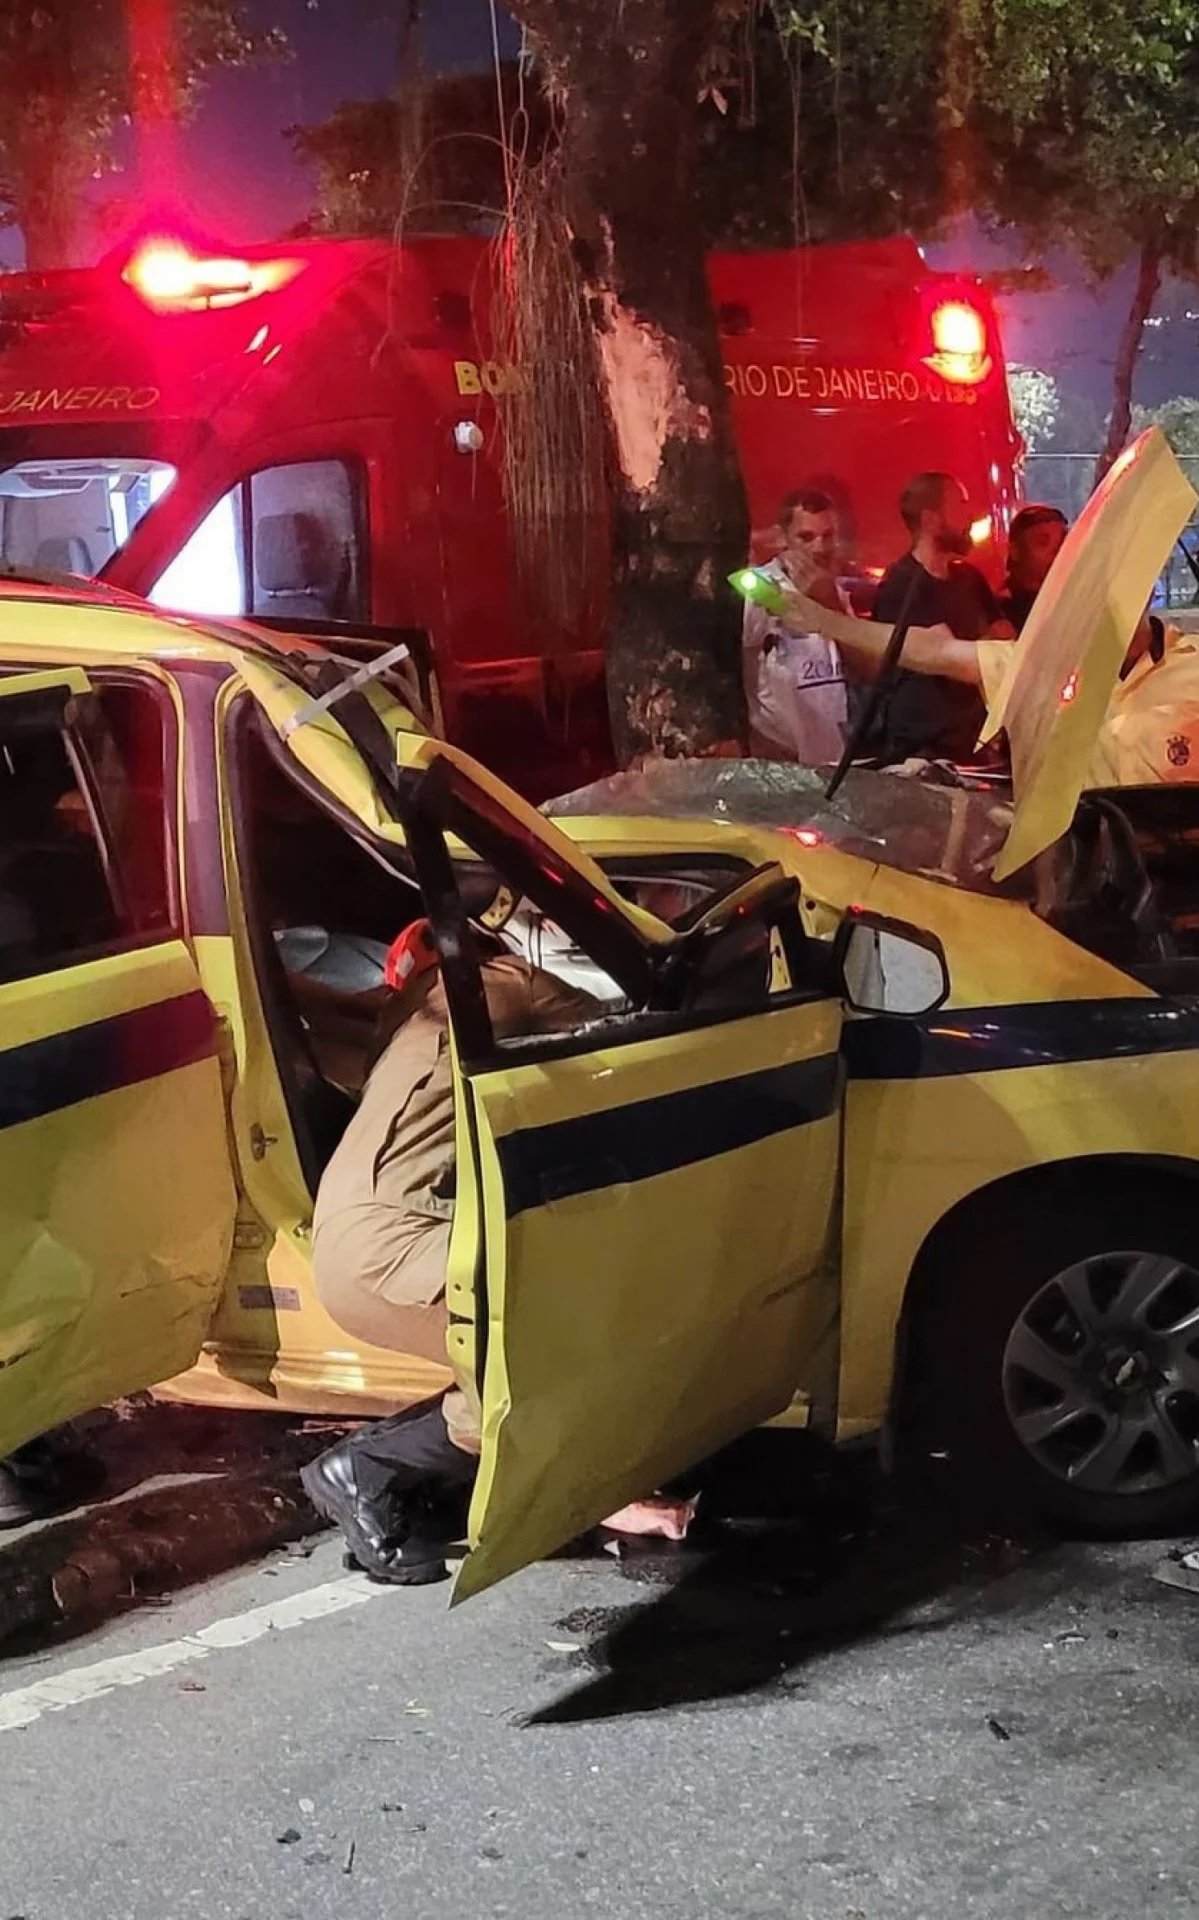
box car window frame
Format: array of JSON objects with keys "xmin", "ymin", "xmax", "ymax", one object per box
[
  {"xmin": 398, "ymin": 758, "xmax": 834, "ymax": 1076},
  {"xmin": 152, "ymin": 453, "xmax": 371, "ymax": 628},
  {"xmin": 0, "ymin": 662, "xmax": 182, "ymax": 980}
]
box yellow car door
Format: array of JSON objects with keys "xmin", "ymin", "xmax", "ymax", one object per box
[
  {"xmin": 400, "ymin": 756, "xmax": 845, "ymax": 1601},
  {"xmin": 233, "ymin": 650, "xmax": 844, "ymax": 1600},
  {"xmin": 0, "ymin": 669, "xmax": 237, "ymax": 1457}
]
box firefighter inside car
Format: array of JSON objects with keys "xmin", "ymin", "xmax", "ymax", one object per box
[{"xmin": 7, "ymin": 425, "xmax": 1199, "ymax": 1600}]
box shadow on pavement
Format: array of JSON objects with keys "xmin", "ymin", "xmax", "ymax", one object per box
[{"xmin": 528, "ymin": 1431, "xmax": 1055, "ymax": 1725}]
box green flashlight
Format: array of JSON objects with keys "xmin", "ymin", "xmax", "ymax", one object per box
[{"xmin": 729, "ymin": 566, "xmax": 789, "ymax": 615}]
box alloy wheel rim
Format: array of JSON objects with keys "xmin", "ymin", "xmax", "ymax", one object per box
[{"xmin": 1001, "ymin": 1249, "xmax": 1199, "ymax": 1496}]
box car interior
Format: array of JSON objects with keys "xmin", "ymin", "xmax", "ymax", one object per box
[
  {"xmin": 228, "ymin": 705, "xmax": 775, "ymax": 1196},
  {"xmin": 1032, "ymin": 788, "xmax": 1199, "ymax": 996},
  {"xmin": 0, "ymin": 680, "xmax": 169, "ymax": 985}
]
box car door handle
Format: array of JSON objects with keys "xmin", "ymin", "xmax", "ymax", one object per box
[{"xmin": 539, "ymin": 1158, "xmax": 629, "ymax": 1207}]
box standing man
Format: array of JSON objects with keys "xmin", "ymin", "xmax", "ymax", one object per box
[
  {"xmin": 872, "ymin": 472, "xmax": 1013, "ymax": 764},
  {"xmin": 742, "ymin": 488, "xmax": 851, "ymax": 766},
  {"xmin": 999, "ymin": 504, "xmax": 1068, "ymax": 633}
]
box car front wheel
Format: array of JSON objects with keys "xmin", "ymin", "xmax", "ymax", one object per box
[{"xmin": 907, "ymin": 1187, "xmax": 1199, "ymax": 1534}]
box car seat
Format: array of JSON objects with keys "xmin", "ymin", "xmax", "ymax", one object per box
[
  {"xmin": 33, "ymin": 537, "xmax": 95, "ymax": 576},
  {"xmin": 254, "ymin": 512, "xmax": 344, "ymax": 622}
]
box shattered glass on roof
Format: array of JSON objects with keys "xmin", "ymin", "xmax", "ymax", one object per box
[{"xmin": 547, "ymin": 759, "xmax": 1024, "ymax": 895}]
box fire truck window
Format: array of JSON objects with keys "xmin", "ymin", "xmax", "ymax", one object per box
[
  {"xmin": 151, "ymin": 485, "xmax": 246, "ymax": 617},
  {"xmin": 249, "ymin": 462, "xmax": 366, "ymax": 624},
  {"xmin": 0, "ymin": 684, "xmax": 170, "ymax": 985},
  {"xmin": 0, "ymin": 459, "xmax": 176, "ymax": 580},
  {"xmin": 150, "ymin": 459, "xmax": 366, "ymax": 624}
]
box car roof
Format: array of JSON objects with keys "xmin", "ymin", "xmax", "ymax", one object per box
[{"xmin": 0, "ymin": 577, "xmax": 332, "ymax": 671}]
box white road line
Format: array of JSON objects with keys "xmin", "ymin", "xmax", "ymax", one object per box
[{"xmin": 0, "ymin": 1574, "xmax": 388, "ymax": 1734}]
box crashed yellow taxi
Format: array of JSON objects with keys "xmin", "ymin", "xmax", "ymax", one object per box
[{"xmin": 3, "ymin": 429, "xmax": 1199, "ymax": 1603}]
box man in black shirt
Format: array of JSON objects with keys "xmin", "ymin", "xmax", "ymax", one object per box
[{"xmin": 872, "ymin": 471, "xmax": 1011, "ymax": 763}]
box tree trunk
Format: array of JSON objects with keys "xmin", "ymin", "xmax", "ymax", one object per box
[
  {"xmin": 507, "ymin": 0, "xmax": 749, "ymax": 762},
  {"xmin": 15, "ymin": 187, "xmax": 79, "ymax": 270},
  {"xmin": 9, "ymin": 101, "xmax": 84, "ymax": 269},
  {"xmin": 1095, "ymin": 235, "xmax": 1164, "ymax": 484}
]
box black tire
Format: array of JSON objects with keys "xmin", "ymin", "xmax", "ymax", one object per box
[{"xmin": 902, "ymin": 1180, "xmax": 1199, "ymax": 1536}]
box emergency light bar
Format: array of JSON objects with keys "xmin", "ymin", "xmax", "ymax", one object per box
[{"xmin": 122, "ymin": 240, "xmax": 304, "ymax": 313}]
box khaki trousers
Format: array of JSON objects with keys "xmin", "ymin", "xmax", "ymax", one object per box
[{"xmin": 313, "ymin": 1206, "xmax": 480, "ymax": 1453}]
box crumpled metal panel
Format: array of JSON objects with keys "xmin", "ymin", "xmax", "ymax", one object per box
[{"xmin": 0, "ymin": 981, "xmax": 236, "ymax": 1460}]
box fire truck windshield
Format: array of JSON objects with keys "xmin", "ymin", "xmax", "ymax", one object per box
[{"xmin": 0, "ymin": 457, "xmax": 175, "ymax": 580}]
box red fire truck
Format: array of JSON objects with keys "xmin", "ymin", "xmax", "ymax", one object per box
[{"xmin": 0, "ymin": 231, "xmax": 1020, "ymax": 790}]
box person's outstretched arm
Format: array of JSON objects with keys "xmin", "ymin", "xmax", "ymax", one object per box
[{"xmin": 778, "ymin": 587, "xmax": 984, "ymax": 687}]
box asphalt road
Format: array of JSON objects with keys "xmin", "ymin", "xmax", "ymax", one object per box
[{"xmin": 1, "ymin": 1427, "xmax": 1199, "ymax": 1920}]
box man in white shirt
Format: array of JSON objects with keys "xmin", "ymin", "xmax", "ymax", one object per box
[{"xmin": 743, "ymin": 489, "xmax": 851, "ymax": 765}]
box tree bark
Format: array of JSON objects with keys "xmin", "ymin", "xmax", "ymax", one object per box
[
  {"xmin": 9, "ymin": 120, "xmax": 82, "ymax": 269},
  {"xmin": 507, "ymin": 0, "xmax": 749, "ymax": 762},
  {"xmin": 1095, "ymin": 235, "xmax": 1164, "ymax": 484}
]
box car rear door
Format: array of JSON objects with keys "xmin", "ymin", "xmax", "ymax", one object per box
[
  {"xmin": 234, "ymin": 652, "xmax": 845, "ymax": 1600},
  {"xmin": 0, "ymin": 668, "xmax": 237, "ymax": 1457}
]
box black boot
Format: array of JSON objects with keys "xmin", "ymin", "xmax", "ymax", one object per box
[
  {"xmin": 300, "ymin": 1397, "xmax": 476, "ymax": 1587},
  {"xmin": 0, "ymin": 1439, "xmax": 74, "ymax": 1529}
]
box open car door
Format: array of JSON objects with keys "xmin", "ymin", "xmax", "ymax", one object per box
[
  {"xmin": 0, "ymin": 669, "xmax": 237, "ymax": 1457},
  {"xmin": 235, "ymin": 648, "xmax": 846, "ymax": 1600},
  {"xmin": 401, "ymin": 758, "xmax": 846, "ymax": 1601}
]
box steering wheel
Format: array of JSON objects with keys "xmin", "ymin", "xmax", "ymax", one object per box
[{"xmin": 1044, "ymin": 797, "xmax": 1172, "ymax": 967}]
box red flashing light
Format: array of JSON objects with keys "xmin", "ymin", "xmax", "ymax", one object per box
[
  {"xmin": 123, "ymin": 239, "xmax": 303, "ymax": 313},
  {"xmin": 933, "ymin": 301, "xmax": 986, "ymax": 359},
  {"xmin": 925, "ymin": 299, "xmax": 991, "ymax": 387},
  {"xmin": 784, "ymin": 827, "xmax": 824, "ymax": 848}
]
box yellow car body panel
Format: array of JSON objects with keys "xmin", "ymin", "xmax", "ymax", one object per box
[
  {"xmin": 0, "ymin": 943, "xmax": 236, "ymax": 1458},
  {"xmin": 453, "ymin": 996, "xmax": 845, "ymax": 1601},
  {"xmin": 984, "ymin": 429, "xmax": 1196, "ymax": 877}
]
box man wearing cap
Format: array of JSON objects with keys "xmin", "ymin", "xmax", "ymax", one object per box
[
  {"xmin": 302, "ymin": 926, "xmax": 602, "ymax": 1586},
  {"xmin": 1000, "ymin": 504, "xmax": 1069, "ymax": 633},
  {"xmin": 301, "ymin": 922, "xmax": 699, "ymax": 1586}
]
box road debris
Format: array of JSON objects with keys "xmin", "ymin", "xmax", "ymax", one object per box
[
  {"xmin": 1153, "ymin": 1548, "xmax": 1199, "ymax": 1595},
  {"xmin": 343, "ymin": 1840, "xmax": 357, "ymax": 1875},
  {"xmin": 276, "ymin": 1828, "xmax": 302, "ymax": 1846},
  {"xmin": 986, "ymin": 1717, "xmax": 1012, "ymax": 1742}
]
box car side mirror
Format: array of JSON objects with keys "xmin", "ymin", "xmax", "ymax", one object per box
[{"xmin": 834, "ymin": 912, "xmax": 949, "ymax": 1017}]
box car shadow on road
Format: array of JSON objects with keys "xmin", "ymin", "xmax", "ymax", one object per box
[{"xmin": 527, "ymin": 1430, "xmax": 1057, "ymax": 1725}]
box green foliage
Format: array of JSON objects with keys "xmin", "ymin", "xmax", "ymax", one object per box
[
  {"xmin": 0, "ymin": 1, "xmax": 287, "ymax": 265},
  {"xmin": 1008, "ymin": 367, "xmax": 1061, "ymax": 453},
  {"xmin": 1133, "ymin": 397, "xmax": 1199, "ymax": 460},
  {"xmin": 289, "ymin": 68, "xmax": 545, "ymax": 239}
]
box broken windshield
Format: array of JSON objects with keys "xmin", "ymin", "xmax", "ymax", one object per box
[{"xmin": 547, "ymin": 759, "xmax": 1025, "ymax": 896}]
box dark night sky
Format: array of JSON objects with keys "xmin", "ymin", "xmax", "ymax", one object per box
[
  {"xmin": 0, "ymin": 0, "xmax": 518, "ymax": 260},
  {"xmin": 145, "ymin": 0, "xmax": 520, "ymax": 243},
  {"xmin": 1, "ymin": 1, "xmax": 1193, "ymax": 412}
]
